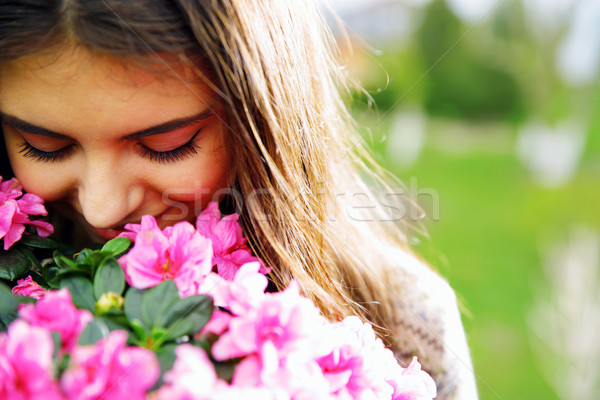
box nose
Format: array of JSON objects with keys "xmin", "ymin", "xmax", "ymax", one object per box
[{"xmin": 77, "ymin": 155, "xmax": 144, "ymax": 229}]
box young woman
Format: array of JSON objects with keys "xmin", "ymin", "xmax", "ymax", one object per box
[{"xmin": 0, "ymin": 1, "xmax": 477, "ymax": 398}]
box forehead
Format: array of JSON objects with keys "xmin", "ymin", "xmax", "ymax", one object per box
[{"xmin": 0, "ymin": 48, "xmax": 216, "ymax": 137}]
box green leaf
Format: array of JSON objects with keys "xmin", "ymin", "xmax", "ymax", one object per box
[
  {"xmin": 78, "ymin": 319, "xmax": 110, "ymax": 345},
  {"xmin": 53, "ymin": 250, "xmax": 76, "ymax": 269},
  {"xmin": 162, "ymin": 295, "xmax": 214, "ymax": 340},
  {"xmin": 0, "ymin": 288, "xmax": 34, "ymax": 331},
  {"xmin": 49, "ymin": 267, "xmax": 90, "ymax": 287},
  {"xmin": 153, "ymin": 343, "xmax": 178, "ymax": 390},
  {"xmin": 56, "ymin": 353, "xmax": 71, "ymax": 376},
  {"xmin": 51, "ymin": 331, "xmax": 62, "ymax": 360},
  {"xmin": 85, "ymin": 251, "xmax": 107, "ymax": 275},
  {"xmin": 96, "ymin": 314, "xmax": 129, "ymax": 331},
  {"xmin": 0, "ymin": 312, "xmax": 17, "ymax": 332},
  {"xmin": 19, "ymin": 235, "xmax": 59, "ymax": 249},
  {"xmin": 0, "ymin": 247, "xmax": 32, "ymax": 280},
  {"xmin": 124, "ymin": 288, "xmax": 145, "ymax": 329},
  {"xmin": 0, "ymin": 282, "xmax": 20, "ymax": 314},
  {"xmin": 44, "ymin": 265, "xmax": 61, "ymax": 288},
  {"xmin": 101, "ymin": 238, "xmax": 131, "ymax": 256},
  {"xmin": 141, "ymin": 280, "xmax": 179, "ymax": 330},
  {"xmin": 93, "ymin": 258, "xmax": 125, "ymax": 298},
  {"xmin": 0, "ymin": 283, "xmax": 21, "ymax": 332},
  {"xmin": 149, "ymin": 326, "xmax": 169, "ymax": 348},
  {"xmin": 75, "ymin": 249, "xmax": 92, "ymax": 263},
  {"xmin": 162, "ymin": 319, "xmax": 195, "ymax": 341},
  {"xmin": 0, "ymin": 281, "xmax": 35, "ymax": 309},
  {"xmin": 60, "ymin": 276, "xmax": 95, "ymax": 312},
  {"xmin": 129, "ymin": 318, "xmax": 148, "ymax": 343},
  {"xmin": 19, "ymin": 247, "xmax": 41, "ymax": 269}
]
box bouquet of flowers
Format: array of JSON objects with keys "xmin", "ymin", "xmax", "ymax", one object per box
[{"xmin": 0, "ymin": 176, "xmax": 437, "ymax": 400}]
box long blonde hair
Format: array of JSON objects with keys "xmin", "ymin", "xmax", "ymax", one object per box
[{"xmin": 0, "ymin": 0, "xmax": 424, "ymax": 349}]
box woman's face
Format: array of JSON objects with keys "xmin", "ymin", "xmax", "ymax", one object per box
[{"xmin": 0, "ymin": 48, "xmax": 233, "ymax": 241}]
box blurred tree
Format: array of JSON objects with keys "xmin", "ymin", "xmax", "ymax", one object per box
[{"xmin": 417, "ymin": 0, "xmax": 525, "ymax": 122}]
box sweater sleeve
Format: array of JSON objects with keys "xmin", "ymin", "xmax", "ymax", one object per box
[{"xmin": 386, "ymin": 250, "xmax": 479, "ymax": 400}]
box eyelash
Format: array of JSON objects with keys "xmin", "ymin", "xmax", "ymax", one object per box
[
  {"xmin": 18, "ymin": 130, "xmax": 202, "ymax": 164},
  {"xmin": 136, "ymin": 130, "xmax": 201, "ymax": 164},
  {"xmin": 18, "ymin": 142, "xmax": 75, "ymax": 163}
]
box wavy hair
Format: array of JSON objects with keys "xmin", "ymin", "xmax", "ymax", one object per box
[{"xmin": 0, "ymin": 0, "xmax": 424, "ymax": 351}]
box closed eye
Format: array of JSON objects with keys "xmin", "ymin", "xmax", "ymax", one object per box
[
  {"xmin": 6, "ymin": 114, "xmax": 209, "ymax": 164},
  {"xmin": 136, "ymin": 129, "xmax": 202, "ymax": 164},
  {"xmin": 18, "ymin": 141, "xmax": 76, "ymax": 163}
]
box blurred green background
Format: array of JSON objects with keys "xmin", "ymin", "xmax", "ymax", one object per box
[{"xmin": 328, "ymin": 0, "xmax": 600, "ymax": 399}]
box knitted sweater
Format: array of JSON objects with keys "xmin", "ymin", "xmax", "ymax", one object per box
[{"xmin": 384, "ymin": 247, "xmax": 479, "ymax": 400}]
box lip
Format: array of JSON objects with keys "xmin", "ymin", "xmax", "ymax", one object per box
[
  {"xmin": 89, "ymin": 208, "xmax": 172, "ymax": 241},
  {"xmin": 91, "ymin": 227, "xmax": 127, "ymax": 241}
]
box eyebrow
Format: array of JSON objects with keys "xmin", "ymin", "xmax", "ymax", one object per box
[{"xmin": 0, "ymin": 110, "xmax": 213, "ymax": 140}]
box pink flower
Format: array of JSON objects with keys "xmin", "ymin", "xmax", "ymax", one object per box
[
  {"xmin": 198, "ymin": 262, "xmax": 268, "ymax": 316},
  {"xmin": 18, "ymin": 193, "xmax": 51, "ymax": 216},
  {"xmin": 116, "ymin": 213, "xmax": 158, "ymax": 241},
  {"xmin": 231, "ymin": 353, "xmax": 331, "ymax": 398},
  {"xmin": 0, "ymin": 176, "xmax": 54, "ymax": 250},
  {"xmin": 0, "ymin": 199, "xmax": 21, "ymax": 249},
  {"xmin": 212, "ymin": 281, "xmax": 327, "ymax": 389},
  {"xmin": 60, "ymin": 330, "xmax": 159, "ymax": 400},
  {"xmin": 195, "ymin": 263, "xmax": 268, "ymax": 337},
  {"xmin": 0, "ymin": 177, "xmax": 22, "ymax": 200},
  {"xmin": 118, "ymin": 215, "xmax": 213, "ymax": 297},
  {"xmin": 156, "ymin": 344, "xmax": 218, "ymax": 400},
  {"xmin": 19, "ymin": 288, "xmax": 93, "ymax": 352},
  {"xmin": 387, "ymin": 358, "xmax": 437, "ymax": 400},
  {"xmin": 196, "ymin": 202, "xmax": 270, "ymax": 280},
  {"xmin": 157, "ymin": 345, "xmax": 292, "ymax": 400},
  {"xmin": 316, "ymin": 317, "xmax": 395, "ymax": 399},
  {"xmin": 195, "ymin": 308, "xmax": 233, "ymax": 337},
  {"xmin": 12, "ymin": 275, "xmax": 47, "ymax": 300},
  {"xmin": 0, "ymin": 320, "xmax": 63, "ymax": 400},
  {"xmin": 313, "ymin": 317, "xmax": 437, "ymax": 400},
  {"xmin": 208, "ymin": 385, "xmax": 288, "ymax": 400}
]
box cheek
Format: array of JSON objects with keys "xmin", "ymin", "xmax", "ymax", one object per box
[{"xmin": 10, "ymin": 159, "xmax": 76, "ymax": 202}]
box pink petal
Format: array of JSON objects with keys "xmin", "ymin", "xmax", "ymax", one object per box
[
  {"xmin": 27, "ymin": 219, "xmax": 54, "ymax": 237},
  {"xmin": 17, "ymin": 193, "xmax": 47, "ymax": 216},
  {"xmin": 215, "ymin": 257, "xmax": 239, "ymax": 281},
  {"xmin": 158, "ymin": 344, "xmax": 217, "ymax": 399},
  {"xmin": 116, "ymin": 231, "xmax": 137, "ymax": 241},
  {"xmin": 12, "ymin": 276, "xmax": 47, "ymax": 300},
  {"xmin": 231, "ymin": 355, "xmax": 262, "ymax": 387},
  {"xmin": 119, "ymin": 215, "xmax": 160, "ymax": 242},
  {"xmin": 121, "ymin": 249, "xmax": 166, "ymax": 289},
  {"xmin": 198, "ymin": 309, "xmax": 233, "ymax": 335},
  {"xmin": 195, "ymin": 202, "xmax": 220, "ymax": 235},
  {"xmin": 213, "ymin": 217, "xmax": 243, "ymax": 251},
  {"xmin": 0, "ymin": 177, "xmax": 22, "ymax": 199},
  {"xmin": 3, "ymin": 223, "xmax": 25, "ymax": 250},
  {"xmin": 0, "ymin": 200, "xmax": 17, "ymax": 239}
]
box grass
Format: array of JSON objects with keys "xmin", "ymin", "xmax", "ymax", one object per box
[{"xmin": 369, "ymin": 124, "xmax": 600, "ymax": 400}]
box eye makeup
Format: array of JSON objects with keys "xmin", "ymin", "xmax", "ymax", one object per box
[
  {"xmin": 15, "ymin": 128, "xmax": 203, "ymax": 164},
  {"xmin": 1, "ymin": 110, "xmax": 212, "ymax": 165},
  {"xmin": 18, "ymin": 141, "xmax": 76, "ymax": 163},
  {"xmin": 135, "ymin": 129, "xmax": 202, "ymax": 164}
]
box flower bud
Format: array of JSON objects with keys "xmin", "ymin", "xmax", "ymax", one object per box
[{"xmin": 95, "ymin": 291, "xmax": 124, "ymax": 314}]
